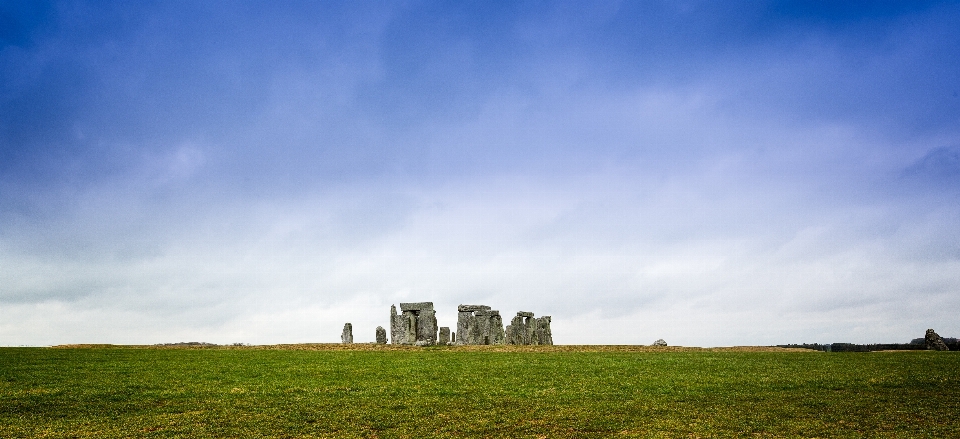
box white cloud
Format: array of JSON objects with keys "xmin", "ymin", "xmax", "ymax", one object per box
[{"xmin": 3, "ymin": 163, "xmax": 958, "ymax": 345}]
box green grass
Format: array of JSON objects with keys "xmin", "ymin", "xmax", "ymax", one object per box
[{"xmin": 1, "ymin": 346, "xmax": 958, "ymax": 438}]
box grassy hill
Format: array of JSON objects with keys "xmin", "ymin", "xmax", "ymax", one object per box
[{"xmin": 2, "ymin": 345, "xmax": 957, "ymax": 438}]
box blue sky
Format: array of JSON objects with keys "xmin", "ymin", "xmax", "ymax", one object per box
[{"xmin": 2, "ymin": 1, "xmax": 959, "ymax": 346}]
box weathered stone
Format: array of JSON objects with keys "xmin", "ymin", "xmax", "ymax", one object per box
[
  {"xmin": 438, "ymin": 327, "xmax": 450, "ymax": 345},
  {"xmin": 525, "ymin": 317, "xmax": 536, "ymax": 343},
  {"xmin": 506, "ymin": 312, "xmax": 552, "ymax": 345},
  {"xmin": 652, "ymin": 339, "xmax": 667, "ymax": 346},
  {"xmin": 390, "ymin": 302, "xmax": 437, "ymax": 345},
  {"xmin": 390, "ymin": 305, "xmax": 407, "ymax": 345},
  {"xmin": 466, "ymin": 312, "xmax": 483, "ymax": 344},
  {"xmin": 458, "ymin": 304, "xmax": 492, "ymax": 312},
  {"xmin": 400, "ymin": 302, "xmax": 434, "ymax": 312},
  {"xmin": 476, "ymin": 313, "xmax": 493, "ymax": 345},
  {"xmin": 403, "ymin": 310, "xmax": 418, "ymax": 343},
  {"xmin": 535, "ymin": 316, "xmax": 553, "ymax": 345},
  {"xmin": 456, "ymin": 311, "xmax": 473, "ymax": 344},
  {"xmin": 925, "ymin": 328, "xmax": 950, "ymax": 351},
  {"xmin": 341, "ymin": 323, "xmax": 353, "ymax": 344},
  {"xmin": 490, "ymin": 313, "xmax": 505, "ymax": 344},
  {"xmin": 451, "ymin": 331, "xmax": 456, "ymax": 343},
  {"xmin": 375, "ymin": 326, "xmax": 387, "ymax": 344},
  {"xmin": 417, "ymin": 308, "xmax": 438, "ymax": 345},
  {"xmin": 455, "ymin": 304, "xmax": 505, "ymax": 345},
  {"xmin": 508, "ymin": 314, "xmax": 529, "ymax": 345}
]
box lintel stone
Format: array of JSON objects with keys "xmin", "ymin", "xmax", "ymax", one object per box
[{"xmin": 400, "ymin": 302, "xmax": 434, "ymax": 312}]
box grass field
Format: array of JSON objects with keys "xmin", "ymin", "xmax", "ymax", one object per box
[{"xmin": 1, "ymin": 345, "xmax": 957, "ymax": 438}]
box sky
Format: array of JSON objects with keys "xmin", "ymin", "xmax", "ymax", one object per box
[{"xmin": 2, "ymin": 1, "xmax": 959, "ymax": 346}]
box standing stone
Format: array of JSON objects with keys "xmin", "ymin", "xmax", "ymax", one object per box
[
  {"xmin": 506, "ymin": 311, "xmax": 552, "ymax": 345},
  {"xmin": 455, "ymin": 304, "xmax": 504, "ymax": 345},
  {"xmin": 507, "ymin": 312, "xmax": 534, "ymax": 345},
  {"xmin": 535, "ymin": 316, "xmax": 553, "ymax": 345},
  {"xmin": 438, "ymin": 327, "xmax": 450, "ymax": 345},
  {"xmin": 925, "ymin": 328, "xmax": 950, "ymax": 351},
  {"xmin": 524, "ymin": 315, "xmax": 536, "ymax": 344},
  {"xmin": 390, "ymin": 305, "xmax": 406, "ymax": 345},
  {"xmin": 475, "ymin": 310, "xmax": 494, "ymax": 345},
  {"xmin": 489, "ymin": 312, "xmax": 505, "ymax": 344},
  {"xmin": 417, "ymin": 308, "xmax": 438, "ymax": 345},
  {"xmin": 390, "ymin": 302, "xmax": 438, "ymax": 345},
  {"xmin": 375, "ymin": 326, "xmax": 387, "ymax": 344},
  {"xmin": 341, "ymin": 323, "xmax": 353, "ymax": 344},
  {"xmin": 404, "ymin": 310, "xmax": 418, "ymax": 343},
  {"xmin": 451, "ymin": 331, "xmax": 456, "ymax": 343},
  {"xmin": 456, "ymin": 305, "xmax": 491, "ymax": 345},
  {"xmin": 456, "ymin": 311, "xmax": 472, "ymax": 344}
]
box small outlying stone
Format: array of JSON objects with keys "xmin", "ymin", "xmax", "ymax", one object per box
[
  {"xmin": 652, "ymin": 339, "xmax": 667, "ymax": 346},
  {"xmin": 925, "ymin": 328, "xmax": 949, "ymax": 351},
  {"xmin": 341, "ymin": 323, "xmax": 353, "ymax": 344},
  {"xmin": 375, "ymin": 326, "xmax": 387, "ymax": 344}
]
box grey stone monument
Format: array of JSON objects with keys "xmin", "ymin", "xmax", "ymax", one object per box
[
  {"xmin": 505, "ymin": 311, "xmax": 553, "ymax": 345},
  {"xmin": 455, "ymin": 304, "xmax": 505, "ymax": 345},
  {"xmin": 341, "ymin": 323, "xmax": 353, "ymax": 344},
  {"xmin": 390, "ymin": 302, "xmax": 439, "ymax": 345},
  {"xmin": 375, "ymin": 326, "xmax": 387, "ymax": 344},
  {"xmin": 535, "ymin": 315, "xmax": 553, "ymax": 345}
]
